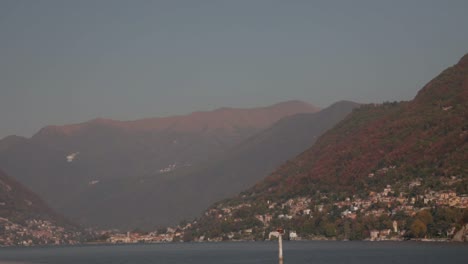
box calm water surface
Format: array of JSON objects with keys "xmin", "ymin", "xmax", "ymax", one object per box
[{"xmin": 0, "ymin": 241, "xmax": 467, "ymax": 264}]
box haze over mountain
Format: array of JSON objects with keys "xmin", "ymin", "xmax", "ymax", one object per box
[
  {"xmin": 175, "ymin": 101, "xmax": 361, "ymax": 207},
  {"xmin": 56, "ymin": 100, "xmax": 358, "ymax": 229},
  {"xmin": 33, "ymin": 100, "xmax": 318, "ymax": 138},
  {"xmin": 0, "ymin": 100, "xmax": 320, "ymax": 229},
  {"xmin": 2, "ymin": 2, "xmax": 468, "ymax": 141}
]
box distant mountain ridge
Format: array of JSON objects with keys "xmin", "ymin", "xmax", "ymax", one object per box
[
  {"xmin": 179, "ymin": 100, "xmax": 361, "ymax": 204},
  {"xmin": 32, "ymin": 100, "xmax": 319, "ymax": 138},
  {"xmin": 57, "ymin": 100, "xmax": 358, "ymax": 229},
  {"xmin": 0, "ymin": 100, "xmax": 320, "ymax": 229}
]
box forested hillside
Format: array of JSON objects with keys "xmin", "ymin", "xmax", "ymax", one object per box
[{"xmin": 185, "ymin": 54, "xmax": 468, "ymax": 242}]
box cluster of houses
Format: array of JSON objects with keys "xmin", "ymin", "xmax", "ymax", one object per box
[
  {"xmin": 104, "ymin": 226, "xmax": 191, "ymax": 244},
  {"xmin": 423, "ymin": 190, "xmax": 467, "ymax": 207},
  {"xmin": 337, "ymin": 187, "xmax": 466, "ymax": 218},
  {"xmin": 106, "ymin": 231, "xmax": 173, "ymax": 243},
  {"xmin": 159, "ymin": 163, "xmax": 177, "ymax": 174},
  {"xmin": 158, "ymin": 162, "xmax": 192, "ymax": 174},
  {"xmin": 0, "ymin": 217, "xmax": 82, "ymax": 246},
  {"xmin": 97, "ymin": 174, "xmax": 467, "ymax": 244},
  {"xmin": 193, "ymin": 177, "xmax": 467, "ymax": 241}
]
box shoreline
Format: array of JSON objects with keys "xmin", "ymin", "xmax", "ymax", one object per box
[{"xmin": 1, "ymin": 238, "xmax": 463, "ymax": 249}]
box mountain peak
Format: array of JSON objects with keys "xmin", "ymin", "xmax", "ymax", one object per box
[
  {"xmin": 269, "ymin": 100, "xmax": 318, "ymax": 110},
  {"xmin": 457, "ymin": 53, "xmax": 468, "ymax": 68},
  {"xmin": 413, "ymin": 53, "xmax": 468, "ymax": 105},
  {"xmin": 245, "ymin": 54, "xmax": 468, "ymax": 198},
  {"xmin": 328, "ymin": 100, "xmax": 361, "ymax": 108}
]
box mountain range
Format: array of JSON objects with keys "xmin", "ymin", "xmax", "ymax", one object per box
[
  {"xmin": 61, "ymin": 100, "xmax": 358, "ymax": 228},
  {"xmin": 1, "ymin": 53, "xmax": 467, "ymax": 242},
  {"xmin": 0, "ymin": 99, "xmax": 359, "ymax": 229}
]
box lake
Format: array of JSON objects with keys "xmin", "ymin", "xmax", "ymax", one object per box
[{"xmin": 0, "ymin": 241, "xmax": 467, "ymax": 264}]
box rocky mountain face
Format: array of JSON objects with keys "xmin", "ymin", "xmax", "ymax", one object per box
[
  {"xmin": 185, "ymin": 54, "xmax": 468, "ymax": 242},
  {"xmin": 0, "ymin": 169, "xmax": 84, "ymax": 246},
  {"xmin": 0, "ymin": 100, "xmax": 319, "ymax": 229},
  {"xmin": 59, "ymin": 100, "xmax": 358, "ymax": 229}
]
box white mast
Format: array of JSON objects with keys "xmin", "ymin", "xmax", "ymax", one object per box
[{"xmin": 278, "ymin": 228, "xmax": 284, "ymax": 264}]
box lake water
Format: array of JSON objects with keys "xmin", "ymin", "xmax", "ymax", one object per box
[{"xmin": 0, "ymin": 241, "xmax": 467, "ymax": 264}]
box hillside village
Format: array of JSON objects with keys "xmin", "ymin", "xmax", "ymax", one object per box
[
  {"xmin": 183, "ymin": 176, "xmax": 467, "ymax": 242},
  {"xmin": 100, "ymin": 171, "xmax": 467, "ymax": 244},
  {"xmin": 0, "ymin": 217, "xmax": 84, "ymax": 246}
]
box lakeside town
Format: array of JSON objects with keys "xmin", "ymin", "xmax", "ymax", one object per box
[
  {"xmin": 2, "ymin": 173, "xmax": 466, "ymax": 247},
  {"xmin": 0, "ymin": 218, "xmax": 84, "ymax": 246},
  {"xmin": 98, "ymin": 174, "xmax": 467, "ymax": 244}
]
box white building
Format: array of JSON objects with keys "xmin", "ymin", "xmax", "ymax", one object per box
[{"xmin": 289, "ymin": 231, "xmax": 299, "ymax": 240}]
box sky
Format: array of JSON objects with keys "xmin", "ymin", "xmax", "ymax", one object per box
[{"xmin": 1, "ymin": 0, "xmax": 467, "ymax": 138}]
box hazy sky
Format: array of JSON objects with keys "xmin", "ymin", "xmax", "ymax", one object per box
[{"xmin": 1, "ymin": 0, "xmax": 467, "ymax": 138}]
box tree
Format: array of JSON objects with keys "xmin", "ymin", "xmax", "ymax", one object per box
[
  {"xmin": 156, "ymin": 227, "xmax": 167, "ymax": 234},
  {"xmin": 183, "ymin": 231, "xmax": 194, "ymax": 242},
  {"xmin": 132, "ymin": 228, "xmax": 148, "ymax": 235},
  {"xmin": 462, "ymin": 209, "xmax": 468, "ymax": 224},
  {"xmin": 431, "ymin": 207, "xmax": 458, "ymax": 237},
  {"xmin": 350, "ymin": 221, "xmax": 365, "ymax": 240},
  {"xmin": 324, "ymin": 223, "xmax": 337, "ymax": 237},
  {"xmin": 415, "ymin": 210, "xmax": 433, "ymax": 225},
  {"xmin": 410, "ymin": 219, "xmax": 427, "ymax": 238}
]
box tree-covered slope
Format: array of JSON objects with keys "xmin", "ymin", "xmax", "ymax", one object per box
[
  {"xmin": 185, "ymin": 54, "xmax": 468, "ymax": 242},
  {"xmin": 253, "ymin": 54, "xmax": 468, "ymax": 198}
]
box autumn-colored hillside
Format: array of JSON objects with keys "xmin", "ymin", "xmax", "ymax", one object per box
[
  {"xmin": 185, "ymin": 54, "xmax": 468, "ymax": 242},
  {"xmin": 251, "ymin": 54, "xmax": 468, "ymax": 198}
]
